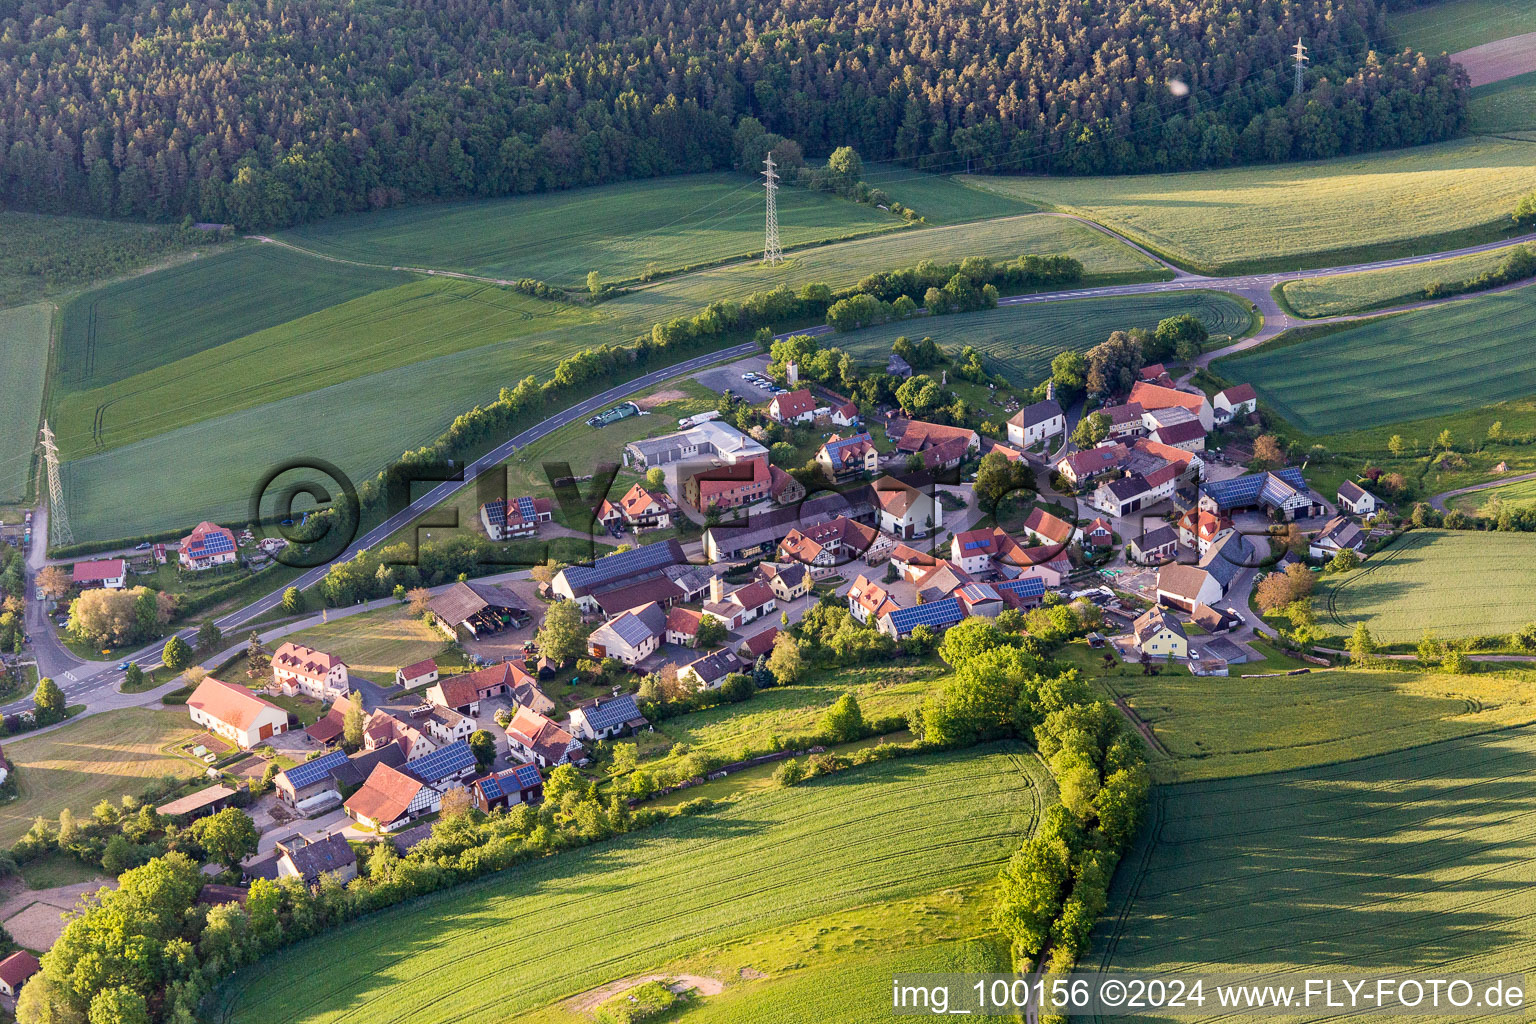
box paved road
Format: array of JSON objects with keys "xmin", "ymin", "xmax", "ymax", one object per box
[{"xmin": 1429, "ymin": 471, "xmax": 1536, "ymax": 512}]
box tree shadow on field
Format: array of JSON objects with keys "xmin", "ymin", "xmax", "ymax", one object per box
[{"xmin": 1093, "ymin": 727, "xmax": 1536, "ymax": 974}]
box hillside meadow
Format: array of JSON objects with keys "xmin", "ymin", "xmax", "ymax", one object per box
[
  {"xmin": 213, "ymin": 745, "xmax": 1048, "ymax": 1024},
  {"xmin": 960, "ymin": 136, "xmax": 1536, "ymax": 274},
  {"xmin": 1390, "ymin": 0, "xmax": 1536, "ymax": 56}
]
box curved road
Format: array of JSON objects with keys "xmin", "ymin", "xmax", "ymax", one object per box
[
  {"xmin": 19, "ymin": 222, "xmax": 1536, "ymax": 714},
  {"xmin": 1430, "ymin": 471, "xmax": 1536, "ymax": 512}
]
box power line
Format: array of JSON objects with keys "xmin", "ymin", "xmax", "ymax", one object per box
[
  {"xmin": 1293, "ymin": 36, "xmax": 1309, "ymax": 98},
  {"xmin": 39, "ymin": 422, "xmax": 72, "ymax": 546},
  {"xmin": 762, "ymin": 153, "xmax": 783, "ymax": 265}
]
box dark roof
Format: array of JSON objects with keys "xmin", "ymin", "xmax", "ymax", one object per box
[
  {"xmin": 278, "ymin": 749, "xmax": 349, "ymax": 792},
  {"xmin": 1010, "ymin": 399, "xmax": 1064, "ymax": 430},
  {"xmin": 1337, "ymin": 479, "xmax": 1371, "ymax": 503},
  {"xmin": 685, "ymin": 649, "xmax": 740, "ymax": 684},
  {"xmin": 558, "ymin": 539, "xmax": 687, "ymax": 595},
  {"xmin": 1202, "ymin": 468, "xmax": 1307, "ymax": 511},
  {"xmin": 429, "ymin": 580, "xmax": 526, "ymax": 626},
  {"xmin": 1154, "ymin": 419, "xmax": 1206, "ymax": 445},
  {"xmin": 329, "ymin": 743, "xmax": 407, "ymax": 788},
  {"xmin": 593, "ymin": 576, "xmax": 683, "ymax": 617},
  {"xmin": 155, "ymin": 783, "xmax": 236, "ymax": 817},
  {"xmin": 282, "ymin": 833, "xmax": 356, "ymax": 879},
  {"xmin": 1106, "ymin": 474, "xmax": 1151, "ymax": 500},
  {"xmin": 1133, "ymin": 525, "xmax": 1179, "ymax": 551},
  {"xmin": 475, "ymin": 763, "xmax": 543, "ymax": 801},
  {"xmin": 305, "ymin": 705, "xmax": 346, "ymax": 744},
  {"xmin": 578, "ymin": 693, "xmax": 644, "ymax": 732},
  {"xmin": 403, "ymin": 739, "xmax": 476, "ymax": 785}
]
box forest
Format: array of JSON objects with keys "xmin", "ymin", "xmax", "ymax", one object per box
[{"xmin": 0, "ymin": 0, "xmax": 1467, "ymax": 227}]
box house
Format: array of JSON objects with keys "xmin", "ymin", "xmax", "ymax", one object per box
[
  {"xmin": 396, "ymin": 659, "xmax": 438, "ymax": 689},
  {"xmin": 685, "ymin": 456, "xmax": 771, "ymax": 511},
  {"xmin": 71, "ymin": 558, "xmax": 125, "ymax": 590},
  {"xmin": 983, "ymin": 530, "xmax": 1073, "ymax": 585},
  {"xmin": 1190, "ymin": 603, "xmax": 1240, "ymax": 633},
  {"xmin": 766, "ymin": 388, "xmax": 817, "ymax": 424},
  {"xmin": 472, "ymin": 763, "xmax": 544, "ymax": 812},
  {"xmin": 914, "ymin": 435, "xmax": 969, "ymax": 472},
  {"xmin": 769, "ymin": 465, "xmax": 806, "ymax": 504},
  {"xmin": 953, "ymin": 581, "xmax": 1004, "ymax": 618},
  {"xmin": 401, "ymin": 738, "xmax": 478, "ymax": 788},
  {"xmin": 987, "ymin": 441, "xmax": 1028, "ymax": 462},
  {"xmin": 623, "ymin": 420, "xmax": 768, "ymax": 468},
  {"xmin": 305, "ymin": 703, "xmax": 346, "ymax": 745},
  {"xmin": 701, "ymin": 577, "xmax": 777, "ymax": 629},
  {"xmin": 680, "ymin": 649, "xmax": 741, "ymax": 689},
  {"xmin": 361, "ymin": 707, "xmax": 436, "ymax": 761},
  {"xmin": 757, "ymin": 561, "xmax": 813, "ymax": 602},
  {"xmin": 701, "ymin": 492, "xmax": 875, "ymax": 562},
  {"xmin": 1056, "ymin": 444, "xmax": 1131, "ymax": 487},
  {"xmin": 479, "ymin": 495, "xmax": 554, "ymax": 540},
  {"xmin": 873, "ymin": 476, "xmax": 942, "ymax": 538},
  {"xmin": 848, "ymin": 574, "xmax": 902, "ymax": 624},
  {"xmin": 1149, "ymin": 418, "xmax": 1207, "ymax": 452},
  {"xmin": 913, "ymin": 560, "xmax": 974, "ymax": 603},
  {"xmin": 778, "ymin": 516, "xmax": 884, "ymax": 567},
  {"xmin": 1083, "ymin": 517, "xmax": 1115, "ymax": 550},
  {"xmin": 506, "ymin": 706, "xmax": 585, "ymax": 767},
  {"xmin": 1020, "ymin": 507, "xmax": 1076, "ymax": 548},
  {"xmin": 0, "ymin": 951, "xmax": 40, "ymax": 997},
  {"xmin": 266, "ymin": 832, "xmax": 358, "ymax": 886},
  {"xmin": 552, "ymin": 539, "xmax": 688, "ymax": 611},
  {"xmin": 587, "ymin": 601, "xmax": 668, "ymax": 665},
  {"xmin": 816, "ymin": 433, "xmax": 880, "ymax": 481},
  {"xmin": 343, "ymin": 762, "xmax": 440, "ymax": 832},
  {"xmin": 591, "ymin": 574, "xmax": 685, "ymax": 617},
  {"xmin": 1007, "ymin": 398, "xmax": 1066, "ymax": 448},
  {"xmin": 666, "ymin": 606, "xmax": 705, "ymax": 646},
  {"xmin": 598, "ymin": 484, "xmax": 677, "ymax": 531},
  {"xmin": 995, "ymin": 575, "xmax": 1048, "ymax": 610},
  {"xmin": 1132, "ymin": 607, "xmax": 1188, "ymax": 659},
  {"xmin": 326, "ymin": 744, "xmax": 408, "ymax": 793},
  {"xmin": 887, "ymin": 352, "xmax": 913, "ymax": 378},
  {"xmin": 950, "ymin": 528, "xmax": 1001, "ymax": 575},
  {"xmin": 188, "ymin": 678, "xmax": 289, "ymax": 749},
  {"xmin": 1156, "ymin": 564, "xmax": 1224, "ymax": 612},
  {"xmin": 1130, "ymin": 525, "xmax": 1180, "ymax": 564},
  {"xmin": 1310, "ymin": 516, "xmax": 1366, "ymax": 560},
  {"xmin": 179, "ymin": 521, "xmax": 238, "ymax": 570},
  {"xmin": 274, "ymin": 748, "xmax": 351, "ymax": 810},
  {"xmin": 428, "ymin": 580, "xmax": 530, "ymax": 639},
  {"xmin": 1198, "ymin": 531, "xmax": 1256, "ymax": 595},
  {"xmin": 1337, "ymin": 480, "xmax": 1379, "ymax": 516},
  {"xmin": 878, "ymin": 597, "xmax": 965, "ymax": 638},
  {"xmin": 1199, "ymin": 468, "xmax": 1319, "ymax": 520},
  {"xmin": 739, "ymin": 627, "xmax": 780, "ymax": 662},
  {"xmin": 1177, "ymin": 509, "xmax": 1233, "ymax": 555},
  {"xmin": 271, "ymin": 642, "xmax": 350, "ymax": 702},
  {"xmin": 828, "ymin": 400, "xmax": 860, "ymax": 427},
  {"xmin": 569, "ymin": 693, "xmax": 647, "ymax": 741},
  {"xmin": 1138, "ymin": 362, "xmax": 1174, "ymax": 386},
  {"xmin": 1128, "ymin": 381, "xmax": 1214, "ymax": 431},
  {"xmin": 427, "ymin": 660, "xmax": 540, "ymax": 715},
  {"xmin": 1213, "ymin": 383, "xmax": 1258, "ymax": 423},
  {"xmin": 889, "ymin": 543, "xmax": 939, "ymax": 581},
  {"xmin": 894, "ymin": 421, "xmax": 979, "ymax": 458},
  {"xmin": 1100, "ymin": 402, "xmax": 1147, "ymax": 440}
]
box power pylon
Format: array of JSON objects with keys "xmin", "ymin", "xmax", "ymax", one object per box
[
  {"xmin": 38, "ymin": 422, "xmax": 73, "ymax": 545},
  {"xmin": 1293, "ymin": 36, "xmax": 1309, "ymax": 97},
  {"xmin": 762, "ymin": 153, "xmax": 783, "ymax": 265}
]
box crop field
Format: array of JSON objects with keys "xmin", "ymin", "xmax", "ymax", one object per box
[
  {"xmin": 653, "ymin": 663, "xmax": 950, "ymax": 758},
  {"xmin": 1279, "ymin": 242, "xmax": 1534, "ymax": 317},
  {"xmin": 1470, "ymin": 70, "xmax": 1536, "ymax": 132},
  {"xmin": 54, "ymin": 245, "xmax": 411, "ymax": 394},
  {"xmin": 960, "ymin": 137, "xmax": 1536, "ymax": 275},
  {"xmin": 0, "ymin": 709, "xmax": 200, "ymax": 846},
  {"xmin": 0, "ymin": 303, "xmax": 51, "ymax": 501},
  {"xmin": 1450, "ymin": 476, "xmax": 1536, "ymax": 514},
  {"xmin": 832, "ymin": 291, "xmax": 1252, "ymax": 388},
  {"xmin": 862, "ymin": 162, "xmax": 1039, "ymax": 224},
  {"xmin": 53, "ymin": 277, "xmax": 586, "ymax": 458},
  {"xmin": 1094, "ymin": 728, "xmax": 1536, "ymax": 992},
  {"xmin": 1217, "ymin": 284, "xmax": 1536, "ymax": 434},
  {"xmin": 281, "ymin": 174, "xmax": 901, "ymax": 288},
  {"xmin": 1320, "ymin": 530, "xmax": 1536, "ymax": 643},
  {"xmin": 1391, "ymin": 0, "xmax": 1536, "ymax": 54},
  {"xmin": 214, "ymin": 745, "xmax": 1047, "ymax": 1024}
]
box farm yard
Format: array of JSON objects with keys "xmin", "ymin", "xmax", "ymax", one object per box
[
  {"xmin": 1094, "ymin": 728, "xmax": 1536, "ymax": 987},
  {"xmin": 832, "ymin": 290, "xmax": 1253, "ymax": 388},
  {"xmin": 960, "ymin": 136, "xmax": 1536, "ymax": 275},
  {"xmin": 0, "ymin": 303, "xmax": 51, "ymax": 501},
  {"xmin": 1320, "ymin": 530, "xmax": 1536, "ymax": 644},
  {"xmin": 1279, "ymin": 242, "xmax": 1535, "ymax": 317},
  {"xmin": 213, "ymin": 745, "xmax": 1047, "ymax": 1024},
  {"xmin": 280, "ymin": 173, "xmax": 903, "ymax": 288},
  {"xmin": 1215, "ymin": 284, "xmax": 1536, "ymax": 435},
  {"xmin": 0, "ymin": 709, "xmax": 200, "ymax": 847}
]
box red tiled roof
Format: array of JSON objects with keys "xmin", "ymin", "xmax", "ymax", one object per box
[
  {"xmin": 666, "ymin": 606, "xmax": 703, "ymax": 636},
  {"xmin": 874, "ymin": 476, "xmax": 924, "ymax": 515},
  {"xmin": 896, "ymin": 420, "xmax": 977, "ymax": 452},
  {"xmin": 693, "ymin": 456, "xmax": 770, "ymax": 499},
  {"xmin": 188, "ymin": 678, "xmax": 283, "ymax": 731},
  {"xmin": 920, "ymin": 435, "xmax": 969, "ymax": 468},
  {"xmin": 1154, "ymin": 419, "xmax": 1207, "ymax": 445},
  {"xmin": 71, "ymin": 558, "xmax": 123, "ymax": 583},
  {"xmin": 272, "ymin": 642, "xmax": 345, "ymax": 683},
  {"xmin": 1128, "ymin": 381, "xmax": 1207, "ymax": 415},
  {"xmin": 1022, "ymin": 507, "xmax": 1074, "ymax": 545},
  {"xmin": 0, "ymin": 951, "xmax": 40, "ymax": 989},
  {"xmin": 730, "ymin": 579, "xmax": 775, "ymax": 612},
  {"xmin": 305, "ymin": 705, "xmax": 346, "ymax": 743},
  {"xmin": 432, "ymin": 661, "xmax": 534, "ymax": 708},
  {"xmin": 768, "ymin": 389, "xmax": 816, "ymax": 419},
  {"xmin": 344, "ymin": 762, "xmax": 422, "ymax": 826},
  {"xmin": 507, "ymin": 706, "xmax": 576, "ymax": 763},
  {"xmin": 399, "ymin": 658, "xmax": 438, "ymax": 681},
  {"xmin": 182, "ymin": 521, "xmax": 237, "ymax": 560},
  {"xmin": 769, "ymin": 464, "xmax": 801, "ymax": 499},
  {"xmin": 740, "ymin": 628, "xmax": 780, "ymax": 659},
  {"xmin": 1219, "ymin": 383, "xmax": 1257, "ymax": 405},
  {"xmin": 620, "ymin": 484, "xmax": 669, "ymax": 516}
]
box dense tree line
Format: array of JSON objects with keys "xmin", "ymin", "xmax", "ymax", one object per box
[{"xmin": 0, "ymin": 0, "xmax": 1465, "ymax": 227}]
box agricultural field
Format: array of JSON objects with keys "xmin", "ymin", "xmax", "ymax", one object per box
[
  {"xmin": 213, "ymin": 745, "xmax": 1048, "ymax": 1024},
  {"xmin": 1216, "ymin": 284, "xmax": 1536, "ymax": 435},
  {"xmin": 0, "ymin": 709, "xmax": 201, "ymax": 846},
  {"xmin": 281, "ymin": 174, "xmax": 902, "ymax": 288},
  {"xmin": 1449, "ymin": 475, "xmax": 1536, "ymax": 514},
  {"xmin": 1470, "ymin": 70, "xmax": 1536, "ymax": 132},
  {"xmin": 53, "ymin": 276, "xmax": 586, "ymax": 457},
  {"xmin": 862, "ymin": 162, "xmax": 1039, "ymax": 224},
  {"xmin": 1391, "ymin": 0, "xmax": 1536, "ymax": 54},
  {"xmin": 832, "ymin": 291, "xmax": 1253, "ymax": 388},
  {"xmin": 0, "ymin": 212, "xmax": 207, "ymax": 308},
  {"xmin": 1094, "ymin": 728, "xmax": 1536, "ymax": 987},
  {"xmin": 1320, "ymin": 530, "xmax": 1536, "ymax": 643},
  {"xmin": 960, "ymin": 136, "xmax": 1536, "ymax": 275},
  {"xmin": 0, "ymin": 303, "xmax": 51, "ymax": 501},
  {"xmin": 1279, "ymin": 242, "xmax": 1535, "ymax": 317}
]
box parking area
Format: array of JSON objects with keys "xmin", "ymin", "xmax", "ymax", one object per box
[{"xmin": 692, "ymin": 354, "xmax": 772, "ymax": 397}]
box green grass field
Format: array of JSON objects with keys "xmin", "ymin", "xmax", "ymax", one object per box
[
  {"xmin": 0, "ymin": 212, "xmax": 206, "ymax": 308},
  {"xmin": 832, "ymin": 291, "xmax": 1253, "ymax": 387},
  {"xmin": 213, "ymin": 745, "xmax": 1047, "ymax": 1024},
  {"xmin": 862, "ymin": 163, "xmax": 1040, "ymax": 224},
  {"xmin": 1094, "ymin": 727, "xmax": 1536, "ymax": 989},
  {"xmin": 1279, "ymin": 242, "xmax": 1535, "ymax": 317},
  {"xmin": 0, "ymin": 709, "xmax": 200, "ymax": 846},
  {"xmin": 1470, "ymin": 70, "xmax": 1536, "ymax": 132},
  {"xmin": 1449, "ymin": 475, "xmax": 1536, "ymax": 514},
  {"xmin": 53, "ymin": 276, "xmax": 586, "ymax": 458},
  {"xmin": 0, "ymin": 303, "xmax": 51, "ymax": 501},
  {"xmin": 1391, "ymin": 0, "xmax": 1536, "ymax": 54},
  {"xmin": 1320, "ymin": 530, "xmax": 1536, "ymax": 643},
  {"xmin": 281, "ymin": 174, "xmax": 902, "ymax": 288},
  {"xmin": 960, "ymin": 137, "xmax": 1536, "ymax": 275},
  {"xmin": 237, "ymin": 605, "xmax": 458, "ymax": 681},
  {"xmin": 1217, "ymin": 284, "xmax": 1536, "ymax": 434}
]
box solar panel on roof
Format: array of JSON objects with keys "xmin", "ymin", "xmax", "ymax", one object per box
[
  {"xmin": 199, "ymin": 532, "xmax": 234, "ymax": 555},
  {"xmin": 280, "ymin": 749, "xmax": 348, "ymax": 790},
  {"xmin": 609, "ymin": 612, "xmax": 656, "ymax": 648},
  {"xmin": 479, "ymin": 774, "xmax": 505, "ymax": 800},
  {"xmin": 561, "ymin": 540, "xmax": 682, "ymax": 588},
  {"xmin": 511, "ymin": 763, "xmax": 541, "ymax": 788},
  {"xmin": 886, "ymin": 597, "xmax": 963, "ymax": 633},
  {"xmin": 516, "ymin": 496, "xmax": 537, "ymax": 520},
  {"xmin": 998, "ymin": 576, "xmax": 1046, "ymax": 598},
  {"xmin": 583, "ymin": 694, "xmax": 641, "ymax": 731},
  {"xmin": 406, "ymin": 739, "xmax": 475, "ymax": 784},
  {"xmin": 483, "ymin": 500, "xmax": 507, "ymax": 527}
]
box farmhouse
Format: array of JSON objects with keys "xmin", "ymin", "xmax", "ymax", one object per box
[
  {"xmin": 568, "ymin": 693, "xmax": 647, "ymax": 740},
  {"xmin": 597, "ymin": 484, "xmax": 676, "ymax": 531},
  {"xmin": 889, "ymin": 543, "xmax": 939, "ymax": 581},
  {"xmin": 623, "ymin": 420, "xmax": 768, "ymax": 468},
  {"xmin": 271, "ymin": 642, "xmax": 350, "ymax": 701},
  {"xmin": 397, "ymin": 659, "xmax": 438, "ymax": 689},
  {"xmin": 361, "ymin": 707, "xmax": 436, "ymax": 760},
  {"xmin": 472, "ymin": 763, "xmax": 544, "ymax": 811},
  {"xmin": 878, "ymin": 597, "xmax": 965, "ymax": 638},
  {"xmin": 427, "ymin": 660, "xmax": 543, "ymax": 715},
  {"xmin": 769, "ymin": 464, "xmax": 806, "ymax": 504},
  {"xmin": 1177, "ymin": 509, "xmax": 1234, "ymax": 554},
  {"xmin": 1199, "ymin": 468, "xmax": 1320, "ymax": 519},
  {"xmin": 506, "ymin": 706, "xmax": 585, "ymax": 767},
  {"xmin": 552, "ymin": 539, "xmax": 688, "ymax": 611},
  {"xmin": 1057, "ymin": 444, "xmax": 1130, "ymax": 487},
  {"xmin": 757, "ymin": 561, "xmax": 813, "ymax": 602},
  {"xmin": 995, "ymin": 575, "xmax": 1048, "ymax": 610},
  {"xmin": 739, "ymin": 627, "xmax": 780, "ymax": 661},
  {"xmin": 950, "ymin": 528, "xmax": 1001, "ymax": 575},
  {"xmin": 816, "ymin": 432, "xmax": 880, "ymax": 480},
  {"xmin": 1310, "ymin": 516, "xmax": 1366, "ymax": 560},
  {"xmin": 1149, "ymin": 417, "xmax": 1206, "ymax": 452},
  {"xmin": 479, "ymin": 495, "xmax": 554, "ymax": 540},
  {"xmin": 848, "ymin": 574, "xmax": 902, "ymax": 624},
  {"xmin": 1127, "ymin": 381, "xmax": 1214, "ymax": 431},
  {"xmin": 344, "ymin": 762, "xmax": 441, "ymax": 832},
  {"xmin": 187, "ymin": 678, "xmax": 288, "ymax": 749},
  {"xmin": 1083, "ymin": 517, "xmax": 1115, "ymax": 550},
  {"xmin": 587, "ymin": 601, "xmax": 667, "ymax": 665},
  {"xmin": 1132, "ymin": 607, "xmax": 1188, "ymax": 658},
  {"xmin": 766, "ymin": 388, "xmax": 817, "ymax": 424},
  {"xmin": 777, "ymin": 516, "xmax": 884, "ymax": 567},
  {"xmin": 894, "ymin": 420, "xmax": 979, "ymax": 458},
  {"xmin": 1007, "ymin": 398, "xmax": 1066, "ymax": 448},
  {"xmin": 954, "ymin": 581, "xmax": 1004, "ymax": 617},
  {"xmin": 1156, "ymin": 563, "xmax": 1223, "ymax": 612},
  {"xmin": 428, "ymin": 580, "xmax": 530, "ymax": 639},
  {"xmin": 247, "ymin": 832, "xmax": 358, "ymax": 886},
  {"xmin": 913, "ymin": 560, "xmax": 973, "ymax": 603},
  {"xmin": 1100, "ymin": 403, "xmax": 1147, "ymax": 440},
  {"xmin": 702, "ymin": 577, "xmax": 777, "ymax": 629},
  {"xmin": 1337, "ymin": 480, "xmax": 1379, "ymax": 516},
  {"xmin": 702, "ymin": 492, "xmax": 874, "ymax": 562},
  {"xmin": 179, "ymin": 521, "xmax": 238, "ymax": 571},
  {"xmin": 914, "ymin": 435, "xmax": 971, "ymax": 471},
  {"xmin": 71, "ymin": 558, "xmax": 125, "ymax": 590},
  {"xmin": 0, "ymin": 951, "xmax": 40, "ymax": 997},
  {"xmin": 665, "ymin": 606, "xmax": 704, "ymax": 646},
  {"xmin": 680, "ymin": 649, "xmax": 741, "ymax": 689},
  {"xmin": 828, "ymin": 400, "xmax": 860, "ymax": 427},
  {"xmin": 590, "ymin": 574, "xmax": 684, "ymax": 617},
  {"xmin": 1130, "ymin": 525, "xmax": 1180, "ymax": 564},
  {"xmin": 874, "ymin": 476, "xmax": 942, "ymax": 538},
  {"xmin": 1214, "ymin": 383, "xmax": 1258, "ymax": 423},
  {"xmin": 685, "ymin": 456, "xmax": 771, "ymax": 511}
]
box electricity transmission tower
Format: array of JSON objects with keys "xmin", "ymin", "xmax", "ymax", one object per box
[
  {"xmin": 38, "ymin": 422, "xmax": 73, "ymax": 546},
  {"xmin": 1293, "ymin": 36, "xmax": 1309, "ymax": 97},
  {"xmin": 762, "ymin": 153, "xmax": 783, "ymax": 266}
]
